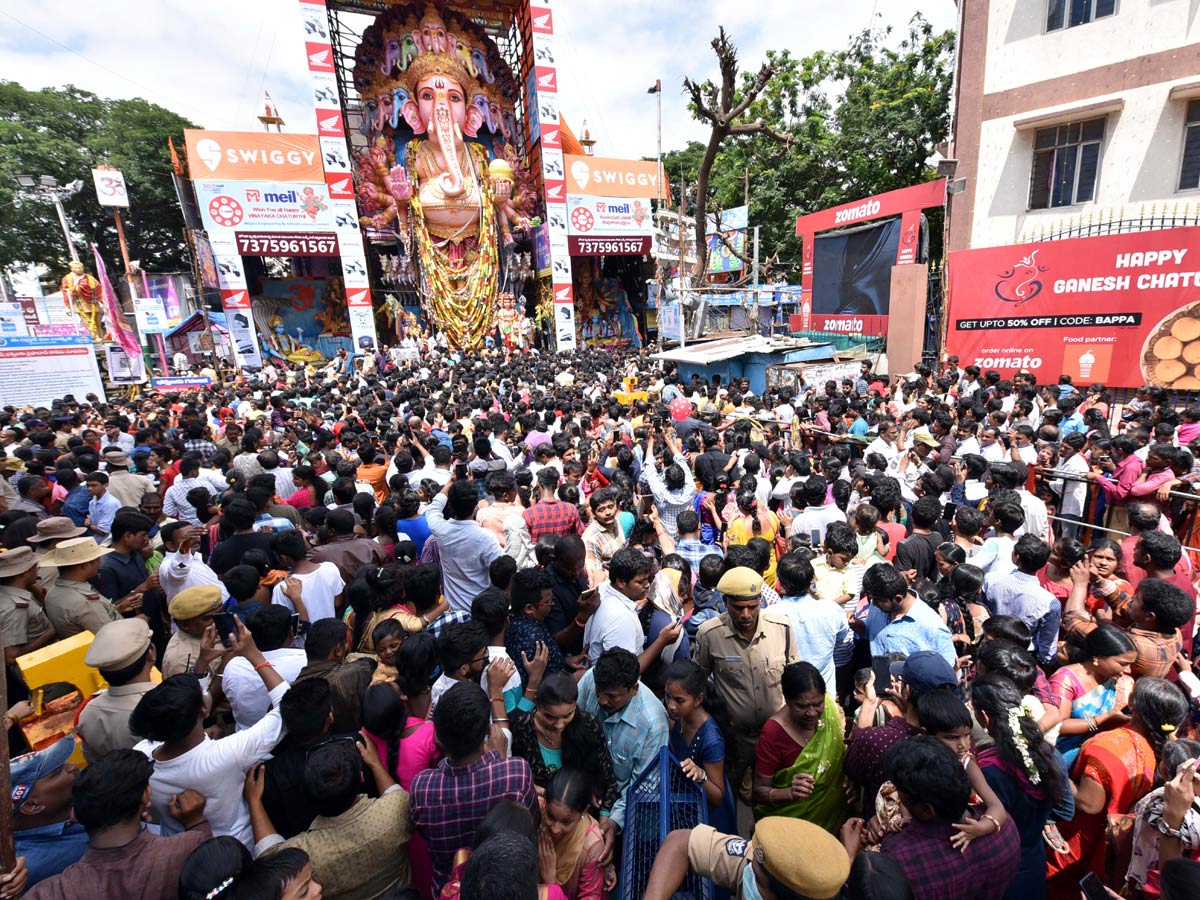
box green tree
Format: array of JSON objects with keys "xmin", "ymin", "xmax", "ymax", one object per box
[
  {"xmin": 0, "ymin": 81, "xmax": 197, "ymax": 277},
  {"xmin": 670, "ymin": 15, "xmax": 954, "ymax": 281}
]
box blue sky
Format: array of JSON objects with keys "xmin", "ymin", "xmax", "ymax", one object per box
[{"xmin": 0, "ymin": 0, "xmax": 956, "ymax": 160}]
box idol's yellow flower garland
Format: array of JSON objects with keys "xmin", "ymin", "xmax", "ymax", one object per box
[{"xmin": 407, "ymin": 140, "xmax": 499, "ymax": 350}]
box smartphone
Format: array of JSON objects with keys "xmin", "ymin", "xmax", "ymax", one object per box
[
  {"xmin": 213, "ymin": 612, "xmax": 239, "ymax": 649},
  {"xmin": 455, "ymin": 461, "xmax": 469, "ymax": 479},
  {"xmin": 1079, "ymin": 873, "xmax": 1108, "ymax": 900},
  {"xmin": 578, "ymin": 587, "xmax": 599, "ymax": 612},
  {"xmin": 640, "ymin": 493, "xmax": 654, "ymax": 516},
  {"xmin": 289, "ymin": 613, "xmax": 301, "ymax": 634}
]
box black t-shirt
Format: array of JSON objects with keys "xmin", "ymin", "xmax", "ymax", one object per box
[
  {"xmin": 546, "ymin": 565, "xmax": 586, "ymax": 652},
  {"xmin": 894, "ymin": 531, "xmax": 941, "ymax": 581},
  {"xmin": 673, "ymin": 417, "xmax": 705, "ymax": 441},
  {"xmin": 695, "ymin": 449, "xmax": 733, "ymax": 491},
  {"xmin": 208, "ymin": 531, "xmax": 275, "ymax": 575}
]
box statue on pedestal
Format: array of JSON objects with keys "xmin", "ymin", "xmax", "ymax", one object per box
[{"xmin": 60, "ymin": 261, "xmax": 107, "ymax": 341}]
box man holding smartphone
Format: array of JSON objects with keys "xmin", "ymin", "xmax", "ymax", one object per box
[{"xmin": 160, "ymin": 585, "xmax": 224, "ymax": 680}]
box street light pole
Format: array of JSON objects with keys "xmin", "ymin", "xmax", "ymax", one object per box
[
  {"xmin": 14, "ymin": 175, "xmax": 83, "ymax": 263},
  {"xmin": 647, "ymin": 80, "xmax": 663, "ymax": 210},
  {"xmin": 51, "ymin": 194, "xmax": 80, "ymax": 264}
]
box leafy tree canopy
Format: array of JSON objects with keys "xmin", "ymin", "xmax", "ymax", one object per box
[
  {"xmin": 666, "ymin": 15, "xmax": 954, "ymax": 281},
  {"xmin": 0, "ymin": 81, "xmax": 197, "ymax": 276}
]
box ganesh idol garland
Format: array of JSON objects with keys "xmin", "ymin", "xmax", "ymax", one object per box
[{"xmin": 352, "ymin": 3, "xmax": 538, "ymax": 349}]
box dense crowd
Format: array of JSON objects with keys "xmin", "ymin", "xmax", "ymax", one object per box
[{"xmin": 1, "ymin": 343, "xmax": 1200, "ymax": 900}]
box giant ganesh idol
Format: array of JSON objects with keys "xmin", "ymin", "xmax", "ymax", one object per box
[{"xmin": 353, "ymin": 3, "xmax": 538, "ymax": 348}]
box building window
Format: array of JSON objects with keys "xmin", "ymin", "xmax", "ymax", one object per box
[
  {"xmin": 1029, "ymin": 117, "xmax": 1105, "ymax": 209},
  {"xmin": 1181, "ymin": 99, "xmax": 1200, "ymax": 191},
  {"xmin": 1047, "ymin": 0, "xmax": 1117, "ymax": 32}
]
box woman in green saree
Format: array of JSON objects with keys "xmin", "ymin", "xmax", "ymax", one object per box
[{"xmin": 750, "ymin": 661, "xmax": 848, "ymax": 834}]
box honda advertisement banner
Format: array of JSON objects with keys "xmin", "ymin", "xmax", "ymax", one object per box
[{"xmin": 945, "ymin": 227, "xmax": 1200, "ymax": 388}]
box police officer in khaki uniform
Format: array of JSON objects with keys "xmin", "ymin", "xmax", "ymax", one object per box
[
  {"xmin": 27, "ymin": 516, "xmax": 86, "ymax": 597},
  {"xmin": 161, "ymin": 584, "xmax": 224, "ymax": 679},
  {"xmin": 0, "ymin": 547, "xmax": 57, "ymax": 663},
  {"xmin": 694, "ymin": 567, "xmax": 797, "ymax": 787},
  {"xmin": 102, "ymin": 449, "xmax": 156, "ymax": 510},
  {"xmin": 643, "ymin": 817, "xmax": 850, "ymax": 900},
  {"xmin": 76, "ymin": 618, "xmax": 157, "ymax": 763},
  {"xmin": 38, "ymin": 536, "xmax": 128, "ymax": 639}
]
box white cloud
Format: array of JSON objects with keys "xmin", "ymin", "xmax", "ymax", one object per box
[
  {"xmin": 0, "ymin": 0, "xmax": 956, "ymax": 162},
  {"xmin": 553, "ymin": 0, "xmax": 959, "ymax": 159}
]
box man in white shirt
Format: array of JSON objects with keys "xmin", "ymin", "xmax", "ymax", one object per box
[
  {"xmin": 1048, "ymin": 432, "xmax": 1089, "ymax": 537},
  {"xmin": 162, "ymin": 457, "xmax": 208, "ymax": 526},
  {"xmin": 257, "ymin": 450, "xmax": 295, "ymax": 500},
  {"xmin": 157, "ymin": 523, "xmax": 226, "ymax": 606},
  {"xmin": 407, "ymin": 441, "xmax": 453, "ymax": 488},
  {"xmin": 979, "ymin": 426, "xmax": 1007, "ymax": 462},
  {"xmin": 773, "ymin": 554, "xmax": 854, "ymax": 695},
  {"xmin": 270, "ymin": 531, "xmax": 345, "ymax": 624},
  {"xmin": 583, "ymin": 548, "xmax": 649, "ymax": 664},
  {"xmin": 222, "ymin": 606, "xmax": 307, "ymax": 730},
  {"xmin": 955, "ymin": 420, "xmax": 981, "ymax": 458},
  {"xmin": 102, "ymin": 420, "xmax": 136, "ymax": 455},
  {"xmin": 863, "ymin": 420, "xmax": 902, "ymax": 473},
  {"xmin": 789, "ymin": 476, "xmax": 846, "ymax": 545}
]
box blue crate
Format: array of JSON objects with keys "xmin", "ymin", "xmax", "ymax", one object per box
[{"xmin": 619, "ymin": 747, "xmax": 712, "ymax": 900}]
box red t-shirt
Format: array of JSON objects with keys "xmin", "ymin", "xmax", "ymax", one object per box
[{"xmin": 879, "ymin": 522, "xmax": 907, "ymax": 562}]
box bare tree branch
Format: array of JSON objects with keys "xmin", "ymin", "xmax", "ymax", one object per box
[
  {"xmin": 726, "ymin": 61, "xmax": 777, "ymax": 121},
  {"xmin": 728, "ymin": 120, "xmax": 793, "ymax": 143},
  {"xmin": 683, "ymin": 28, "xmax": 790, "ymax": 287}
]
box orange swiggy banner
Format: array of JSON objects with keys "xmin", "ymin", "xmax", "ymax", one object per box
[
  {"xmin": 564, "ymin": 155, "xmax": 669, "ymax": 199},
  {"xmin": 183, "ymin": 130, "xmax": 325, "ymax": 183}
]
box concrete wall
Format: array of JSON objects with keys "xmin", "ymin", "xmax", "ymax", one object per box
[
  {"xmin": 982, "ymin": 1, "xmax": 1198, "ymax": 95},
  {"xmin": 953, "ymin": 0, "xmax": 1200, "ymax": 250}
]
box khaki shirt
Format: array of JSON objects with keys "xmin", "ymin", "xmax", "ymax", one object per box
[
  {"xmin": 43, "ymin": 577, "xmax": 121, "ymax": 639},
  {"xmin": 687, "ymin": 824, "xmax": 751, "ymax": 896},
  {"xmin": 268, "ymin": 788, "xmax": 411, "ymax": 900},
  {"xmin": 77, "ymin": 681, "xmax": 156, "ymax": 763},
  {"xmin": 695, "ymin": 609, "xmax": 797, "ymax": 732},
  {"xmin": 106, "ymin": 470, "xmax": 156, "ymax": 510},
  {"xmin": 161, "ymin": 630, "xmax": 219, "ymax": 679},
  {"xmin": 0, "ymin": 584, "xmax": 52, "ymax": 648}
]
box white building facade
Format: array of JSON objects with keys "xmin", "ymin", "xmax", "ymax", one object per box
[{"xmin": 950, "ymin": 0, "xmax": 1200, "ymax": 251}]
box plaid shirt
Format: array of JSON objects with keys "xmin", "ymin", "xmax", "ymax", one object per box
[
  {"xmin": 183, "ymin": 438, "xmax": 216, "ymax": 465},
  {"xmin": 881, "ymin": 813, "xmax": 1020, "ymax": 900},
  {"xmin": 643, "ymin": 451, "xmax": 697, "ymax": 538},
  {"xmin": 410, "ymin": 750, "xmax": 539, "ymax": 890},
  {"xmin": 674, "ymin": 537, "xmax": 723, "ymax": 576},
  {"xmin": 577, "ymin": 668, "xmax": 670, "ymax": 828},
  {"xmin": 425, "ymin": 608, "xmax": 471, "ymax": 641},
  {"xmin": 582, "ymin": 519, "xmax": 626, "ymax": 587},
  {"xmin": 522, "ymin": 499, "xmax": 583, "ymax": 544},
  {"xmin": 1062, "ymin": 607, "xmax": 1181, "ymax": 679}
]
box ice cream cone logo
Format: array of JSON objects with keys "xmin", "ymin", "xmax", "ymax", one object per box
[{"xmin": 1078, "ymin": 348, "xmax": 1096, "ymax": 379}]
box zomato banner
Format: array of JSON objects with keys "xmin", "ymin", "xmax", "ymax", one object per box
[
  {"xmin": 945, "ymin": 227, "xmax": 1200, "ymax": 388},
  {"xmin": 184, "ymin": 130, "xmax": 324, "ymax": 183},
  {"xmin": 565, "ymin": 155, "xmax": 669, "ymax": 199}
]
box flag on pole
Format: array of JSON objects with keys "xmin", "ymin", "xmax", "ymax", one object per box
[
  {"xmin": 168, "ymin": 136, "xmax": 184, "ymax": 176},
  {"xmin": 91, "ymin": 245, "xmax": 141, "ymax": 359}
]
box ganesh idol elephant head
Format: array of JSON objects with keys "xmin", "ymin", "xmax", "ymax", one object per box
[{"xmin": 400, "ymin": 52, "xmax": 475, "ymax": 196}]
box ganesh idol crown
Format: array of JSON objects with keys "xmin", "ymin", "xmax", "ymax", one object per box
[{"xmin": 353, "ymin": 2, "xmax": 538, "ymax": 349}]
